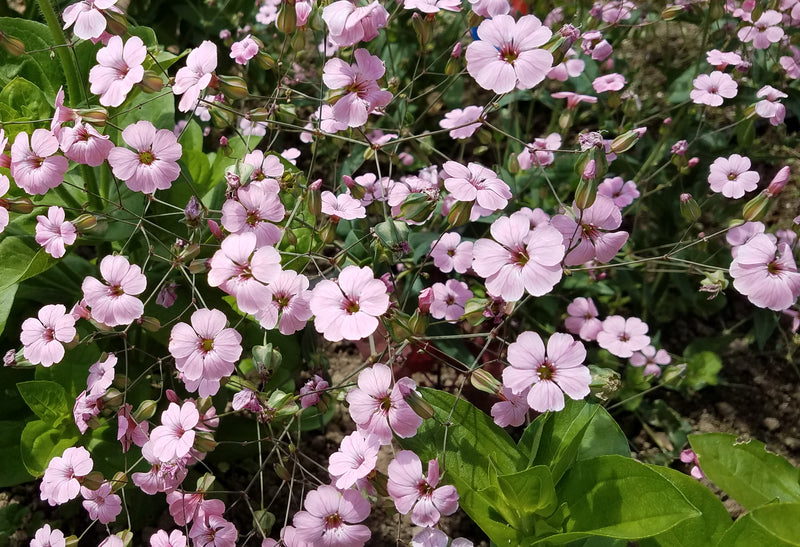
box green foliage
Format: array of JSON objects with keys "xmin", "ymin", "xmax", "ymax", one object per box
[
  {"xmin": 716, "ymin": 503, "xmax": 800, "ymax": 546},
  {"xmin": 690, "ymin": 433, "xmax": 800, "ymax": 510},
  {"xmin": 0, "ymin": 18, "xmax": 62, "ymax": 100},
  {"xmin": 0, "ymin": 76, "xmax": 51, "ymax": 138}
]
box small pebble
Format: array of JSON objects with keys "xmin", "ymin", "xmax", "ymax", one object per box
[
  {"xmin": 715, "ymin": 402, "xmax": 735, "ymax": 416},
  {"xmin": 763, "ymin": 417, "xmax": 780, "ymax": 431},
  {"xmin": 783, "ymin": 437, "xmax": 800, "ymax": 450}
]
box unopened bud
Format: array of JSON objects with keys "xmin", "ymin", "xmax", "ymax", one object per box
[
  {"xmin": 574, "ymin": 175, "xmax": 599, "ymax": 210},
  {"xmin": 463, "ymin": 297, "xmax": 488, "ymax": 326},
  {"xmin": 687, "ymin": 157, "xmax": 699, "ymax": 168},
  {"xmin": 217, "ymin": 75, "xmax": 249, "ymax": 100},
  {"xmin": 307, "ymin": 179, "xmax": 322, "ymax": 216},
  {"xmin": 179, "ymin": 243, "xmax": 201, "ymax": 263},
  {"xmin": 255, "ymin": 51, "xmax": 276, "ymax": 70},
  {"xmin": 274, "ymin": 463, "xmax": 291, "ymax": 481},
  {"xmin": 80, "ymin": 471, "xmax": 105, "ymax": 491},
  {"xmin": 411, "ymin": 13, "xmax": 432, "ymax": 45},
  {"xmin": 188, "ymin": 258, "xmax": 210, "ymax": 274},
  {"xmin": 76, "ymin": 107, "xmax": 108, "ymax": 127},
  {"xmin": 742, "ymin": 192, "xmax": 770, "ymax": 222},
  {"xmin": 319, "ymin": 221, "xmax": 336, "ymax": 243},
  {"xmin": 407, "ymin": 309, "xmax": 428, "ymax": 336},
  {"xmin": 417, "ymin": 287, "xmax": 434, "ymax": 314},
  {"xmin": 343, "ymin": 175, "xmax": 365, "ymax": 200},
  {"xmin": 401, "ymin": 192, "xmax": 435, "ymax": 223},
  {"xmin": 679, "ymin": 193, "xmax": 701, "ymax": 221},
  {"xmin": 470, "ymin": 369, "xmax": 502, "ymax": 395},
  {"xmin": 0, "ymin": 31, "xmax": 25, "ymax": 56},
  {"xmin": 276, "ymin": 1, "xmax": 297, "ymax": 34},
  {"xmin": 207, "ymin": 219, "xmax": 224, "ymax": 241},
  {"xmin": 137, "ymin": 316, "xmax": 161, "ymax": 332},
  {"xmin": 110, "ymin": 472, "xmax": 128, "ymax": 492},
  {"xmin": 6, "ymin": 197, "xmax": 34, "ymax": 214},
  {"xmin": 134, "ymin": 399, "xmax": 158, "ymax": 421},
  {"xmin": 103, "ymin": 388, "xmax": 124, "ymax": 408},
  {"xmin": 765, "ymin": 165, "xmax": 790, "ymax": 197},
  {"xmin": 662, "ymin": 363, "xmax": 687, "ymax": 385},
  {"xmin": 405, "ymin": 389, "xmax": 435, "ymax": 420},
  {"xmin": 135, "ymin": 70, "xmax": 163, "ymax": 93},
  {"xmin": 72, "ymin": 213, "xmax": 98, "ymax": 232},
  {"xmin": 451, "ymin": 42, "xmax": 462, "ymax": 58},
  {"xmin": 661, "ymin": 5, "xmax": 686, "ymax": 20},
  {"xmin": 253, "ymin": 344, "xmax": 282, "ymax": 373},
  {"xmin": 184, "ymin": 196, "xmax": 204, "ymax": 229},
  {"xmin": 610, "ymin": 130, "xmax": 642, "ymax": 154},
  {"xmin": 193, "ymin": 431, "xmax": 218, "ymax": 453},
  {"xmin": 103, "ymin": 8, "xmax": 128, "ymax": 35},
  {"xmin": 588, "ymin": 365, "xmax": 621, "ymax": 402},
  {"xmin": 248, "ymin": 107, "xmax": 271, "ymax": 122},
  {"xmin": 446, "ymin": 200, "xmax": 472, "ymax": 227}
]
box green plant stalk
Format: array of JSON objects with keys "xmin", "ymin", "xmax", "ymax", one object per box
[{"xmin": 37, "ymin": 0, "xmax": 103, "ymax": 212}]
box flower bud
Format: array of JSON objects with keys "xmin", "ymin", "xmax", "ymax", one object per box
[
  {"xmin": 411, "ymin": 13, "xmax": 432, "ymax": 45},
  {"xmin": 417, "ymin": 287, "xmax": 434, "ymax": 314},
  {"xmin": 342, "ymin": 175, "xmax": 365, "ymax": 200},
  {"xmin": 193, "ymin": 431, "xmax": 218, "ymax": 453},
  {"xmin": 274, "ymin": 462, "xmax": 291, "ymax": 482},
  {"xmin": 134, "ymin": 399, "xmax": 158, "ymax": 422},
  {"xmin": 217, "ymin": 75, "xmax": 249, "ymax": 100},
  {"xmin": 319, "ymin": 221, "xmax": 336, "ymax": 243},
  {"xmin": 574, "ymin": 174, "xmax": 599, "ymax": 210},
  {"xmin": 72, "ymin": 213, "xmax": 98, "ymax": 232},
  {"xmin": 255, "ymin": 51, "xmax": 276, "ymax": 70},
  {"xmin": 80, "ymin": 471, "xmax": 105, "ymax": 491},
  {"xmin": 76, "ymin": 107, "xmax": 108, "ymax": 127},
  {"xmin": 401, "ymin": 192, "xmax": 435, "ymax": 223},
  {"xmin": 178, "ymin": 243, "xmax": 201, "ymax": 263},
  {"xmin": 610, "ymin": 129, "xmax": 642, "ymax": 154},
  {"xmin": 588, "ymin": 365, "xmax": 621, "ymax": 402},
  {"xmin": 742, "ymin": 192, "xmax": 770, "ymax": 222},
  {"xmin": 661, "ymin": 5, "xmax": 686, "ymax": 20},
  {"xmin": 0, "ymin": 31, "xmax": 25, "ymax": 56},
  {"xmin": 446, "ymin": 200, "xmax": 472, "ymax": 227},
  {"xmin": 138, "ymin": 70, "xmax": 164, "ymax": 93},
  {"xmin": 405, "ymin": 389, "xmax": 435, "ymax": 420},
  {"xmin": 463, "ymin": 297, "xmax": 489, "ymax": 326},
  {"xmin": 111, "ymin": 472, "xmax": 128, "ymax": 492},
  {"xmin": 470, "ymin": 369, "xmax": 502, "ymax": 395},
  {"xmin": 188, "ymin": 258, "xmax": 210, "ymax": 274},
  {"xmin": 661, "ymin": 363, "xmax": 687, "ymax": 385},
  {"xmin": 276, "ymin": 0, "xmax": 297, "ymax": 34},
  {"xmin": 137, "ymin": 316, "xmax": 161, "ymax": 332},
  {"xmin": 253, "ymin": 344, "xmax": 282, "ymax": 374},
  {"xmin": 765, "ymin": 165, "xmax": 790, "ymax": 197},
  {"xmin": 103, "ymin": 8, "xmax": 128, "ymax": 35},
  {"xmin": 207, "ymin": 219, "xmax": 224, "ymax": 241},
  {"xmin": 307, "ymin": 179, "xmax": 322, "ymax": 216},
  {"xmin": 103, "ymin": 388, "xmax": 124, "ymax": 408},
  {"xmin": 407, "ymin": 309, "xmax": 428, "ymax": 336},
  {"xmin": 6, "ymin": 197, "xmax": 34, "ymax": 214},
  {"xmin": 679, "ymin": 193, "xmax": 701, "ymax": 221}
]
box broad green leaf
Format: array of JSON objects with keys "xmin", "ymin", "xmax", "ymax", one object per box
[
  {"xmin": 0, "ymin": 76, "xmax": 51, "ymax": 137},
  {"xmin": 178, "ymin": 119, "xmax": 205, "ymax": 153},
  {"xmin": 0, "ymin": 421, "xmax": 34, "ymax": 487},
  {"xmin": 0, "ymin": 237, "xmax": 58, "ymax": 292},
  {"xmin": 0, "ymin": 283, "xmax": 18, "ymax": 336},
  {"xmin": 17, "ymin": 381, "xmax": 70, "ymax": 426},
  {"xmin": 496, "ymin": 465, "xmax": 558, "ymax": 527},
  {"xmin": 690, "ymin": 433, "xmax": 800, "ymax": 510},
  {"xmin": 533, "ymin": 455, "xmax": 699, "ymax": 545},
  {"xmin": 36, "ymin": 344, "xmax": 101, "ymax": 399},
  {"xmin": 0, "ymin": 18, "xmax": 62, "ymax": 102},
  {"xmin": 682, "ymin": 351, "xmax": 721, "ymax": 389},
  {"xmin": 641, "ymin": 465, "xmax": 732, "ymax": 547},
  {"xmin": 19, "ymin": 419, "xmax": 79, "ymax": 476},
  {"xmin": 715, "ymin": 503, "xmax": 800, "ymax": 546}
]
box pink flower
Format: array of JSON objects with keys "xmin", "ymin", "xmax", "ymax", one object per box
[
  {"xmin": 81, "ymin": 481, "xmax": 122, "ymax": 524},
  {"xmin": 310, "ymin": 265, "xmax": 390, "ymax": 342},
  {"xmin": 292, "ymin": 485, "xmax": 371, "ymax": 546},
  {"xmin": 59, "ymin": 122, "xmax": 114, "ymax": 166},
  {"xmin": 411, "ymin": 528, "xmax": 449, "ymax": 547},
  {"xmin": 564, "ymin": 297, "xmax": 603, "ymax": 342},
  {"xmin": 404, "ymin": 0, "xmax": 461, "ymax": 12},
  {"xmin": 299, "ymin": 375, "xmax": 329, "ymax": 408},
  {"xmin": 755, "ymin": 85, "xmax": 787, "ymax": 126},
  {"xmin": 581, "ymin": 30, "xmax": 613, "ymax": 61},
  {"xmin": 35, "ymin": 206, "xmax": 76, "ymax": 259},
  {"xmin": 230, "ymin": 35, "xmax": 259, "ymax": 65},
  {"xmin": 31, "ymin": 524, "xmax": 66, "ymax": 547},
  {"xmin": 517, "ymin": 133, "xmax": 561, "ymax": 170},
  {"xmin": 89, "ymin": 35, "xmax": 146, "ymax": 107},
  {"xmin": 168, "ymin": 491, "xmax": 225, "ymax": 527},
  {"xmin": 221, "ymin": 184, "xmax": 285, "ymax": 247},
  {"xmin": 590, "ymin": 0, "xmax": 635, "ymax": 23},
  {"xmin": 430, "ymin": 232, "xmax": 473, "ymax": 274},
  {"xmin": 117, "ymin": 402, "xmax": 149, "ymax": 452},
  {"xmin": 630, "ymin": 345, "xmax": 671, "ymax": 372},
  {"xmin": 40, "ymin": 446, "xmax": 93, "ymax": 506},
  {"xmin": 82, "ymin": 255, "xmax": 147, "ymax": 327},
  {"xmin": 551, "ymin": 196, "xmax": 629, "ymax": 266},
  {"xmin": 690, "ymin": 71, "xmax": 738, "ymax": 106},
  {"xmin": 730, "ymin": 233, "xmax": 800, "ymax": 311},
  {"xmin": 207, "ymin": 232, "xmax": 282, "ymax": 315},
  {"xmin": 157, "ymin": 282, "xmax": 179, "ymax": 308},
  {"xmin": 547, "ymin": 54, "xmax": 585, "ymax": 82},
  {"xmin": 738, "ymin": 10, "xmax": 784, "ymax": 49},
  {"xmin": 780, "ymin": 46, "xmax": 800, "ymax": 79},
  {"xmin": 503, "ymin": 331, "xmax": 590, "ymax": 412},
  {"xmin": 472, "ymin": 212, "xmax": 565, "ymax": 302},
  {"xmin": 108, "ymin": 120, "xmax": 182, "ymax": 194},
  {"xmin": 149, "ymin": 401, "xmax": 199, "ymax": 463},
  {"xmin": 62, "ymin": 0, "xmax": 118, "ymax": 40},
  {"xmin": 467, "ymin": 0, "xmax": 509, "ymax": 17},
  {"xmin": 169, "ymin": 308, "xmax": 243, "ymax": 396},
  {"xmin": 439, "ymin": 106, "xmax": 483, "ymax": 140},
  {"xmin": 20, "ymin": 304, "xmax": 76, "ymax": 367},
  {"xmin": 10, "ymin": 129, "xmax": 69, "ymax": 195},
  {"xmin": 346, "ymin": 363, "xmax": 423, "ymax": 444},
  {"xmin": 0, "ymin": 174, "xmax": 8, "ymax": 234},
  {"xmin": 491, "ymin": 386, "xmax": 529, "ymax": 427},
  {"xmin": 189, "ymin": 514, "xmax": 238, "ymax": 547},
  {"xmin": 150, "ymin": 530, "xmax": 188, "ymax": 547},
  {"xmin": 254, "ymin": 270, "xmax": 313, "ymax": 335},
  {"xmin": 232, "ymin": 388, "xmax": 264, "ymax": 413},
  {"xmin": 708, "ymin": 154, "xmax": 759, "ymax": 199},
  {"xmin": 680, "ymin": 449, "xmax": 705, "ymax": 480},
  {"xmin": 322, "ymin": 49, "xmax": 392, "ymax": 128},
  {"xmin": 551, "ymin": 91, "xmax": 597, "ymax": 109},
  {"xmin": 87, "ymin": 352, "xmax": 117, "ymax": 393},
  {"xmin": 387, "ymin": 451, "xmax": 459, "ymax": 527},
  {"xmin": 706, "ymin": 49, "xmax": 742, "ymax": 69},
  {"xmin": 322, "ymin": 0, "xmax": 389, "ymax": 47},
  {"xmin": 321, "ymin": 191, "xmax": 367, "ymax": 220},
  {"xmin": 592, "ymin": 73, "xmax": 626, "ymax": 93},
  {"xmin": 328, "ymin": 430, "xmax": 380, "ymax": 489},
  {"xmin": 598, "ymin": 176, "xmax": 640, "ymax": 208},
  {"xmin": 466, "ymin": 14, "xmax": 553, "ymax": 94},
  {"xmin": 596, "ymin": 315, "xmax": 650, "ymax": 358},
  {"xmin": 131, "ymin": 442, "xmax": 188, "ymax": 494},
  {"xmin": 430, "ymin": 280, "xmax": 472, "ymax": 322},
  {"xmin": 443, "ymin": 161, "xmax": 511, "ymax": 212},
  {"xmin": 173, "ymin": 41, "xmax": 218, "ymax": 112}
]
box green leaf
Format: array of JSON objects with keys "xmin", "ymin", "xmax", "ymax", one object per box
[
  {"xmin": 496, "ymin": 465, "xmax": 558, "ymax": 526},
  {"xmin": 641, "ymin": 465, "xmax": 732, "ymax": 547},
  {"xmin": 0, "ymin": 18, "xmax": 62, "ymax": 102},
  {"xmin": 17, "ymin": 381, "xmax": 70, "ymax": 426},
  {"xmin": 0, "ymin": 421, "xmax": 34, "ymax": 487},
  {"xmin": 690, "ymin": 433, "xmax": 800, "ymax": 510},
  {"xmin": 36, "ymin": 344, "xmax": 101, "ymax": 399},
  {"xmin": 0, "ymin": 76, "xmax": 51, "ymax": 138},
  {"xmin": 682, "ymin": 351, "xmax": 721, "ymax": 389},
  {"xmin": 20, "ymin": 419, "xmax": 79, "ymax": 476},
  {"xmin": 0, "ymin": 237, "xmax": 58, "ymax": 292},
  {"xmin": 519, "ymin": 400, "xmax": 625, "ymax": 482},
  {"xmin": 534, "ymin": 455, "xmax": 699, "ymax": 544},
  {"xmin": 752, "ymin": 308, "xmax": 778, "ymax": 350},
  {"xmin": 715, "ymin": 503, "xmax": 800, "ymax": 546},
  {"xmin": 0, "ymin": 283, "xmax": 18, "ymax": 336}
]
